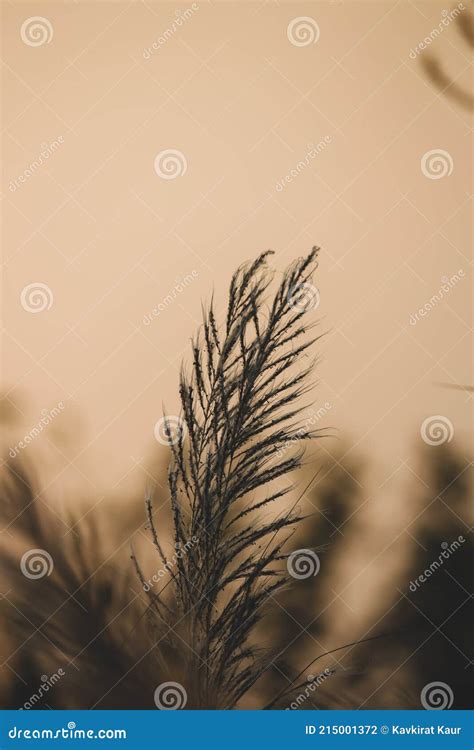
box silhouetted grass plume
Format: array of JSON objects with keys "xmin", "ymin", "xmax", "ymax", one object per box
[{"xmin": 134, "ymin": 249, "xmax": 326, "ymax": 708}]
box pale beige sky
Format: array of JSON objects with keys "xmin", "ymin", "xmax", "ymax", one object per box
[{"xmin": 2, "ymin": 0, "xmax": 472, "ymax": 504}]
